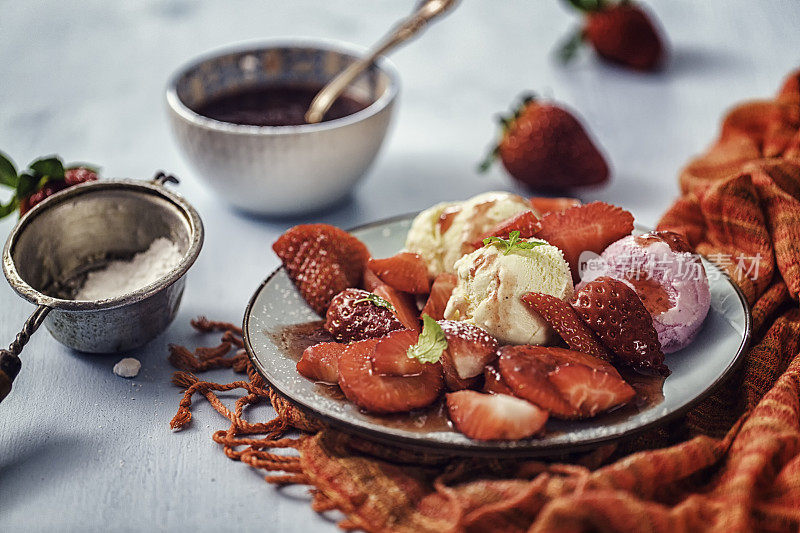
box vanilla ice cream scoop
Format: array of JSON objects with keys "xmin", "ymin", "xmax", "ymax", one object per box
[
  {"xmin": 444, "ymin": 239, "xmax": 573, "ymax": 345},
  {"xmin": 404, "ymin": 191, "xmax": 534, "ymax": 277}
]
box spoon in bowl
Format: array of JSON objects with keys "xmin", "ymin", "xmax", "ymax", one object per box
[{"xmin": 304, "ymin": 0, "xmax": 460, "ymax": 124}]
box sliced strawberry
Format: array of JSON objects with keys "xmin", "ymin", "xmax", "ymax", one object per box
[
  {"xmin": 534, "ymin": 202, "xmax": 634, "ymax": 282},
  {"xmin": 535, "ymin": 345, "xmax": 621, "ymax": 377},
  {"xmin": 470, "ymin": 211, "xmax": 541, "ymax": 249},
  {"xmin": 273, "ymin": 224, "xmax": 370, "ymax": 314},
  {"xmin": 529, "ymin": 197, "xmax": 581, "ymax": 215},
  {"xmin": 441, "ymin": 358, "xmax": 483, "ymax": 391},
  {"xmin": 498, "ymin": 345, "xmax": 632, "ymax": 419},
  {"xmin": 374, "ymin": 284, "xmax": 421, "ymax": 332},
  {"xmin": 439, "ymin": 320, "xmax": 499, "ymax": 380},
  {"xmin": 446, "ymin": 391, "xmax": 548, "ymax": 441},
  {"xmin": 548, "ymin": 363, "xmax": 635, "ymax": 417},
  {"xmin": 367, "ymin": 252, "xmax": 431, "ymax": 294},
  {"xmin": 420, "ymin": 273, "xmax": 458, "ymax": 321},
  {"xmin": 371, "ymin": 329, "xmax": 430, "ymax": 377},
  {"xmin": 325, "ymin": 288, "xmax": 403, "ymax": 342},
  {"xmin": 497, "ymin": 345, "xmax": 577, "ymax": 418},
  {"xmin": 483, "ymin": 363, "xmax": 513, "ymax": 395},
  {"xmin": 362, "ymin": 267, "xmax": 383, "ymax": 292},
  {"xmin": 521, "ymin": 292, "xmax": 611, "ymax": 361},
  {"xmin": 338, "ymin": 339, "xmax": 443, "ymax": 414},
  {"xmin": 572, "ymin": 277, "xmax": 668, "ymax": 375},
  {"xmin": 297, "ymin": 341, "xmax": 347, "ymax": 383}
]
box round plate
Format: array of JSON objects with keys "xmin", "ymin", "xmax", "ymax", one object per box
[{"xmin": 243, "ymin": 214, "xmax": 751, "ymax": 457}]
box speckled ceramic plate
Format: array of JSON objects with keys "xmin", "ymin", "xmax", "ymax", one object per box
[{"xmin": 243, "ymin": 215, "xmax": 751, "ymax": 457}]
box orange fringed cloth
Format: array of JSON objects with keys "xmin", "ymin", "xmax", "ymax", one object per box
[{"xmin": 169, "ymin": 69, "xmax": 800, "ymax": 533}]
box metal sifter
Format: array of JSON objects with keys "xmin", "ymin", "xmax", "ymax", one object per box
[{"xmin": 0, "ymin": 173, "xmax": 204, "ymax": 403}]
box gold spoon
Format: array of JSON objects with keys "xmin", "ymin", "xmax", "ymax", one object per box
[{"xmin": 305, "ymin": 0, "xmax": 460, "ymax": 124}]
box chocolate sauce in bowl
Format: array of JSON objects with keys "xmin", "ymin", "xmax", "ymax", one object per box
[
  {"xmin": 268, "ymin": 322, "xmax": 666, "ymax": 435},
  {"xmin": 194, "ymin": 85, "xmax": 369, "ymax": 126}
]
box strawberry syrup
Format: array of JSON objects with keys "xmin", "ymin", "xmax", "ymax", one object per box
[{"xmin": 271, "ymin": 322, "xmax": 665, "ymax": 435}]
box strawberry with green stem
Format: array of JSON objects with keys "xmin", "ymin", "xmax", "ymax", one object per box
[
  {"xmin": 0, "ymin": 152, "xmax": 98, "ymax": 219},
  {"xmin": 558, "ymin": 0, "xmax": 665, "ymax": 72},
  {"xmin": 479, "ymin": 94, "xmax": 610, "ymax": 191}
]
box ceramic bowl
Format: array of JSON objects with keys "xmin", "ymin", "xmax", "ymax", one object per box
[{"xmin": 166, "ymin": 40, "xmax": 400, "ymax": 216}]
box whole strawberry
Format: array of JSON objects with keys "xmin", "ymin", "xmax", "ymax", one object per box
[
  {"xmin": 559, "ymin": 0, "xmax": 665, "ymax": 72},
  {"xmin": 0, "ymin": 152, "xmax": 98, "ymax": 218},
  {"xmin": 480, "ymin": 95, "xmax": 610, "ymax": 190},
  {"xmin": 324, "ymin": 288, "xmax": 404, "ymax": 342}
]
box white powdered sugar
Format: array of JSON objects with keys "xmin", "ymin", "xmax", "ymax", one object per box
[{"xmin": 75, "ymin": 237, "xmax": 183, "ymax": 300}]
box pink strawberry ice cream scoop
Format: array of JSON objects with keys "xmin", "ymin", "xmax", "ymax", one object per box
[{"xmin": 578, "ymin": 231, "xmax": 711, "ymax": 353}]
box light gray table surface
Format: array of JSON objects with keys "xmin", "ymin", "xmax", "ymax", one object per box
[{"xmin": 1, "ymin": 1, "xmax": 798, "ymax": 531}]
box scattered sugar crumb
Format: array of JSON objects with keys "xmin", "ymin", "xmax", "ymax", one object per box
[{"xmin": 113, "ymin": 357, "xmax": 141, "ymax": 378}]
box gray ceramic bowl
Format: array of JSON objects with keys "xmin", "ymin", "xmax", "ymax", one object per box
[{"xmin": 166, "ymin": 40, "xmax": 400, "ymax": 216}]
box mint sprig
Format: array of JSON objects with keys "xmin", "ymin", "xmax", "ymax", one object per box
[
  {"xmin": 407, "ymin": 315, "xmax": 447, "ymax": 364},
  {"xmin": 353, "ymin": 293, "xmax": 395, "ymax": 312},
  {"xmin": 482, "ymin": 230, "xmax": 546, "ymax": 255}
]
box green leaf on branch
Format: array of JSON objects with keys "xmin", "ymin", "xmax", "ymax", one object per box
[
  {"xmin": 29, "ymin": 156, "xmax": 65, "ymax": 181},
  {"xmin": 0, "ymin": 152, "xmax": 18, "ymax": 188}
]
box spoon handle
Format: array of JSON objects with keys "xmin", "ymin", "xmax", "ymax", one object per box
[
  {"xmin": 305, "ymin": 0, "xmax": 460, "ymax": 124},
  {"xmin": 0, "ymin": 305, "xmax": 50, "ymax": 403}
]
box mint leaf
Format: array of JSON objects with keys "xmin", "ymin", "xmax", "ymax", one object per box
[
  {"xmin": 407, "ymin": 315, "xmax": 447, "ymax": 364},
  {"xmin": 482, "ymin": 230, "xmax": 546, "ymax": 255},
  {"xmin": 29, "ymin": 156, "xmax": 65, "ymax": 181},
  {"xmin": 353, "ymin": 293, "xmax": 395, "ymax": 312},
  {"xmin": 0, "ymin": 152, "xmax": 18, "ymax": 188}
]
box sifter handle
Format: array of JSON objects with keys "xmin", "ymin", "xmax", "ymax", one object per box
[{"xmin": 0, "ymin": 305, "xmax": 50, "ymax": 403}]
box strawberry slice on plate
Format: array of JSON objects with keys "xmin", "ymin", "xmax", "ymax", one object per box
[
  {"xmin": 439, "ymin": 320, "xmax": 499, "ymax": 385},
  {"xmin": 529, "ymin": 197, "xmax": 581, "ymax": 215},
  {"xmin": 469, "ymin": 211, "xmax": 541, "ymax": 250},
  {"xmin": 534, "ymin": 202, "xmax": 634, "ymax": 282},
  {"xmin": 548, "ymin": 363, "xmax": 635, "ymax": 418},
  {"xmin": 297, "ymin": 341, "xmax": 347, "ymax": 383},
  {"xmin": 273, "ymin": 224, "xmax": 370, "ymax": 315},
  {"xmin": 521, "ymin": 291, "xmax": 611, "ymax": 361},
  {"xmin": 497, "ymin": 345, "xmax": 632, "ymax": 419},
  {"xmin": 374, "ymin": 284, "xmax": 421, "ymax": 332},
  {"xmin": 361, "ymin": 267, "xmax": 383, "ymax": 292},
  {"xmin": 371, "ymin": 329, "xmax": 431, "ymax": 377},
  {"xmin": 483, "ymin": 363, "xmax": 513, "ymax": 395},
  {"xmin": 446, "ymin": 390, "xmax": 548, "ymax": 441},
  {"xmin": 338, "ymin": 338, "xmax": 443, "ymax": 414},
  {"xmin": 498, "ymin": 345, "xmax": 577, "ymax": 418},
  {"xmin": 420, "ymin": 272, "xmax": 458, "ymax": 321},
  {"xmin": 572, "ymin": 276, "xmax": 669, "ymax": 375},
  {"xmin": 367, "ymin": 252, "xmax": 431, "ymax": 294},
  {"xmin": 324, "ymin": 288, "xmax": 403, "ymax": 342}
]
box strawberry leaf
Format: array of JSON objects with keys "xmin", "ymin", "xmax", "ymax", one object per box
[
  {"xmin": 29, "ymin": 156, "xmax": 65, "ymax": 181},
  {"xmin": 0, "ymin": 152, "xmax": 18, "ymax": 188},
  {"xmin": 557, "ymin": 26, "xmax": 586, "ymax": 64},
  {"xmin": 0, "ymin": 197, "xmax": 18, "ymax": 218},
  {"xmin": 407, "ymin": 314, "xmax": 447, "ymax": 364},
  {"xmin": 16, "ymin": 173, "xmax": 39, "ymax": 199},
  {"xmin": 353, "ymin": 293, "xmax": 395, "ymax": 312}
]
